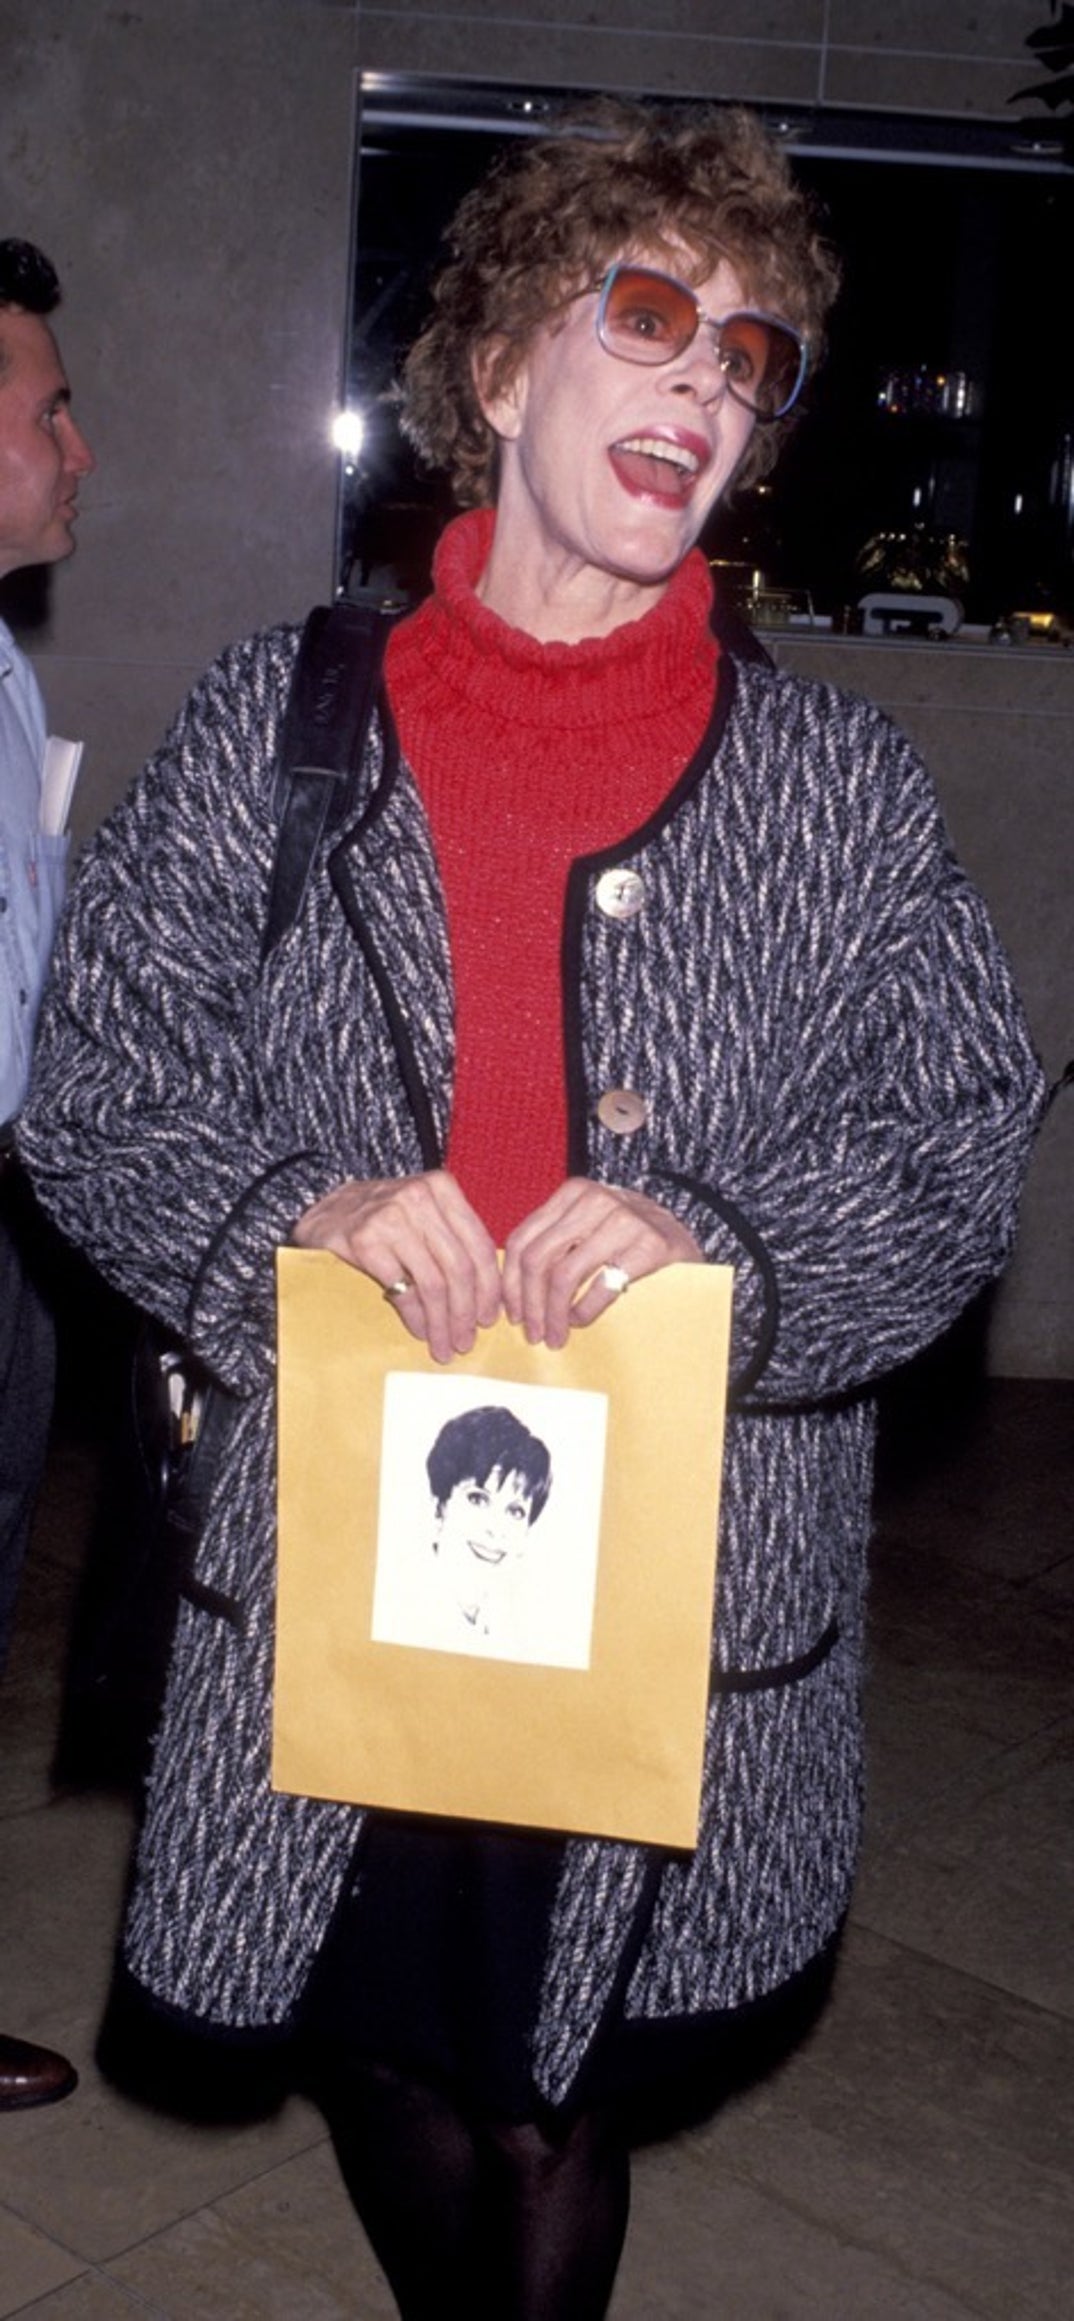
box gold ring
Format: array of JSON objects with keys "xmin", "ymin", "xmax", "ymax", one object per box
[
  {"xmin": 382, "ymin": 1276, "xmax": 413, "ymax": 1303},
  {"xmin": 599, "ymin": 1263, "xmax": 631, "ymax": 1295}
]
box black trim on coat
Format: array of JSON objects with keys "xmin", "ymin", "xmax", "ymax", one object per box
[
  {"xmin": 561, "ymin": 659, "xmax": 739, "ymax": 1180},
  {"xmin": 657, "ymin": 1171, "xmax": 780, "ymax": 1401},
  {"xmin": 548, "ymin": 1610, "xmax": 842, "ymax": 2118},
  {"xmin": 327, "ymin": 703, "xmax": 444, "ymax": 1175},
  {"xmin": 550, "ymin": 1848, "xmax": 669, "ymax": 2121},
  {"xmin": 713, "ymin": 1615, "xmax": 840, "ymax": 1695},
  {"xmin": 554, "ymin": 656, "xmax": 780, "ymax": 1400},
  {"xmin": 179, "ymin": 1575, "xmax": 244, "ymax": 1629},
  {"xmin": 341, "ymin": 689, "xmax": 402, "ymax": 832},
  {"xmin": 328, "ymin": 848, "xmax": 444, "ymax": 1175},
  {"xmin": 184, "ymin": 1152, "xmax": 329, "ymax": 1348}
]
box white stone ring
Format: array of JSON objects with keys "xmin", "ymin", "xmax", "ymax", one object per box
[
  {"xmin": 382, "ymin": 1276, "xmax": 413, "ymax": 1303},
  {"xmin": 599, "ymin": 1263, "xmax": 631, "ymax": 1296}
]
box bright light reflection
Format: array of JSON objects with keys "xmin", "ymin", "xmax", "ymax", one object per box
[{"xmin": 332, "ymin": 407, "xmax": 366, "ymax": 458}]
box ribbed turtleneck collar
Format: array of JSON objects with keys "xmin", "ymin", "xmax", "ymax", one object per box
[{"xmin": 387, "ymin": 506, "xmax": 718, "ymax": 736}]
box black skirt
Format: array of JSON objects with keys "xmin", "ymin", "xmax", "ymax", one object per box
[
  {"xmin": 301, "ymin": 1811, "xmax": 841, "ymax": 2128},
  {"xmin": 304, "ymin": 1812, "xmax": 564, "ymax": 2120}
]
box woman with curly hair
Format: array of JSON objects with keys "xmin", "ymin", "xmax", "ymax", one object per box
[{"xmin": 20, "ymin": 101, "xmax": 1044, "ymax": 2317}]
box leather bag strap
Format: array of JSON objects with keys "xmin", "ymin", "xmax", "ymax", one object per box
[{"xmin": 262, "ymin": 597, "xmax": 400, "ymax": 965}]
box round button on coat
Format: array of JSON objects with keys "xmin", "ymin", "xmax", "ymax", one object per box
[
  {"xmin": 596, "ymin": 1088, "xmax": 649, "ymax": 1135},
  {"xmin": 594, "ymin": 868, "xmax": 645, "ymax": 921}
]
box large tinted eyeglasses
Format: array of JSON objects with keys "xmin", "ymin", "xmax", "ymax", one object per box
[{"xmin": 594, "ymin": 262, "xmax": 808, "ymax": 422}]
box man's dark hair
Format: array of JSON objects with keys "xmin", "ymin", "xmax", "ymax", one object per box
[
  {"xmin": 0, "ymin": 239, "xmax": 61, "ymax": 315},
  {"xmin": 427, "ymin": 1405, "xmax": 553, "ymax": 1525}
]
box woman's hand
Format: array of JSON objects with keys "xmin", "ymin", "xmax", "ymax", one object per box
[
  {"xmin": 291, "ymin": 1171, "xmax": 501, "ymax": 1364},
  {"xmin": 502, "ymin": 1180, "xmax": 703, "ymax": 1349}
]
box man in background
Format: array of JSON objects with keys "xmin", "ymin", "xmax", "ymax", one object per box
[{"xmin": 1, "ymin": 236, "xmax": 95, "ymax": 2108}]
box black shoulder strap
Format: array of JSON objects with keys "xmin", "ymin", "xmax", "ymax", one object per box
[
  {"xmin": 261, "ymin": 596, "xmax": 401, "ymax": 966},
  {"xmin": 709, "ymin": 594, "xmax": 775, "ymax": 667}
]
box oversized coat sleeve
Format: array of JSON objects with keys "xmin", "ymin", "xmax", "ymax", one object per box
[
  {"xmin": 18, "ymin": 627, "xmax": 348, "ymax": 1394},
  {"xmin": 638, "ymin": 676, "xmax": 1050, "ymax": 1404}
]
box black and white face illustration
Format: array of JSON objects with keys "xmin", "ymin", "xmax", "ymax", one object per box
[
  {"xmin": 372, "ymin": 1376, "xmax": 606, "ymax": 1668},
  {"xmin": 427, "ymin": 1407, "xmax": 552, "ymax": 1638},
  {"xmin": 432, "ymin": 1466, "xmax": 537, "ymax": 1633}
]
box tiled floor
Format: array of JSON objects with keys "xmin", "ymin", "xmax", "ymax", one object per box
[{"xmin": 1, "ymin": 1371, "xmax": 1071, "ymax": 2317}]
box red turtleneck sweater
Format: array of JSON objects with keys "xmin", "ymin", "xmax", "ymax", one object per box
[{"xmin": 384, "ymin": 509, "xmax": 719, "ymax": 1246}]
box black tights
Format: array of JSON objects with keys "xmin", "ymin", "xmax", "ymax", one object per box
[{"xmin": 319, "ymin": 2058, "xmax": 630, "ymax": 2320}]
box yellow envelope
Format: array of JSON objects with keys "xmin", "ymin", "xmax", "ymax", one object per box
[{"xmin": 272, "ymin": 1250, "xmax": 732, "ymax": 1848}]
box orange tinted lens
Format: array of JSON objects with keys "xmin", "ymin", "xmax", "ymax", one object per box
[
  {"xmin": 600, "ymin": 267, "xmax": 697, "ymax": 361},
  {"xmin": 720, "ymin": 313, "xmax": 800, "ymax": 414}
]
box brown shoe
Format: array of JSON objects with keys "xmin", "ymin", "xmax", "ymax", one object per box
[{"xmin": 0, "ymin": 2032, "xmax": 78, "ymax": 2110}]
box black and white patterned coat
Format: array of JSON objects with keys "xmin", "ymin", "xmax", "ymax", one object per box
[{"xmin": 20, "ymin": 625, "xmax": 1045, "ymax": 2109}]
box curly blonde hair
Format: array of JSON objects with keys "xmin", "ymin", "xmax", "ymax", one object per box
[{"xmin": 401, "ymin": 101, "xmax": 841, "ymax": 503}]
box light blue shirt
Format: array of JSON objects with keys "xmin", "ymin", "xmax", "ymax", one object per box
[{"xmin": 0, "ymin": 616, "xmax": 69, "ymax": 1123}]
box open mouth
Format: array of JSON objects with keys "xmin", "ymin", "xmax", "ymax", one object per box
[
  {"xmin": 468, "ymin": 1540, "xmax": 507, "ymax": 1565},
  {"xmin": 609, "ymin": 434, "xmax": 705, "ymax": 501}
]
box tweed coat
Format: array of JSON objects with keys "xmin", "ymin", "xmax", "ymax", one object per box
[{"xmin": 20, "ymin": 623, "xmax": 1045, "ymax": 2109}]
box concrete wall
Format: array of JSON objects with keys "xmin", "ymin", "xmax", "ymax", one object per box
[
  {"xmin": 1, "ymin": 0, "xmax": 1069, "ymax": 1374},
  {"xmin": 360, "ymin": 0, "xmax": 1055, "ymax": 118},
  {"xmin": 1, "ymin": 0, "xmax": 359, "ymax": 820}
]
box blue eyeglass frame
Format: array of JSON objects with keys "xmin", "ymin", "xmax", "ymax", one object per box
[{"xmin": 593, "ymin": 262, "xmax": 808, "ymax": 422}]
